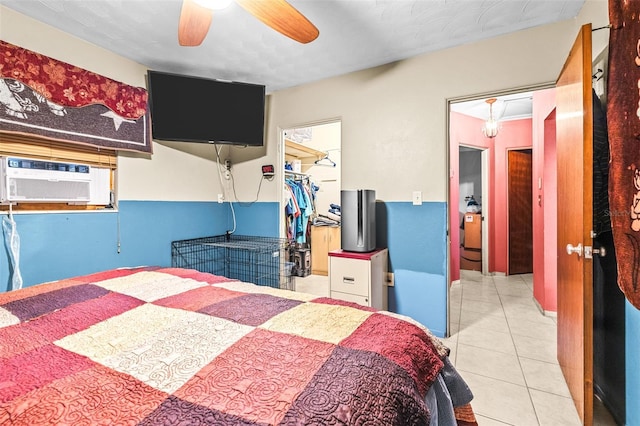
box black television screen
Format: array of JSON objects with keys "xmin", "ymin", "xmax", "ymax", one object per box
[{"xmin": 147, "ymin": 71, "xmax": 265, "ymax": 146}]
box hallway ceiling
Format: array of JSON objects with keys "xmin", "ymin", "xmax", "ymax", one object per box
[{"xmin": 451, "ymin": 91, "xmax": 535, "ymax": 122}]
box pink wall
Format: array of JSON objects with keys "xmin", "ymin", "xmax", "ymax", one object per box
[
  {"xmin": 531, "ymin": 88, "xmax": 558, "ymax": 312},
  {"xmin": 450, "ymin": 112, "xmax": 533, "ymax": 281}
]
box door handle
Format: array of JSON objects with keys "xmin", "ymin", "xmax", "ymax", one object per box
[{"xmin": 566, "ymin": 243, "xmax": 582, "ymax": 257}]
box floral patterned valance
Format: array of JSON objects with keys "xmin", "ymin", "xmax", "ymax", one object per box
[
  {"xmin": 0, "ymin": 40, "xmax": 152, "ymax": 154},
  {"xmin": 0, "ymin": 40, "xmax": 147, "ymax": 119}
]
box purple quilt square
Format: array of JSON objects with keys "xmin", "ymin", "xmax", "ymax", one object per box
[
  {"xmin": 198, "ymin": 293, "xmax": 302, "ymax": 326},
  {"xmin": 280, "ymin": 346, "xmax": 430, "ymax": 426},
  {"xmin": 1, "ymin": 284, "xmax": 110, "ymax": 322},
  {"xmin": 139, "ymin": 395, "xmax": 268, "ymax": 426}
]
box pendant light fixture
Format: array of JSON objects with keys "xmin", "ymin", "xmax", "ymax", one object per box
[{"xmin": 482, "ymin": 98, "xmax": 499, "ymax": 138}]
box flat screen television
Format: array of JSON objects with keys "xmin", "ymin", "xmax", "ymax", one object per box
[{"xmin": 147, "ymin": 70, "xmax": 265, "ymax": 146}]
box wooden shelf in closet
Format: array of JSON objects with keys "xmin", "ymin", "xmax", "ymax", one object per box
[
  {"xmin": 311, "ymin": 225, "xmax": 341, "ymax": 276},
  {"xmin": 285, "ymin": 139, "xmax": 325, "ymax": 173}
]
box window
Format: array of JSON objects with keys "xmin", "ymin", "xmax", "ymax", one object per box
[{"xmin": 0, "ymin": 134, "xmax": 116, "ymax": 211}]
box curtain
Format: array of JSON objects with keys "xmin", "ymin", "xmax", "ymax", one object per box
[{"xmin": 0, "ymin": 40, "xmax": 152, "ymax": 153}]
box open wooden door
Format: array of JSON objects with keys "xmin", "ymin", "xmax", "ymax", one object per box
[{"xmin": 556, "ymin": 23, "xmax": 593, "ymax": 425}]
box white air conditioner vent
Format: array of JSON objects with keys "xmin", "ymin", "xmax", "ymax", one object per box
[{"xmin": 0, "ymin": 157, "xmax": 92, "ymax": 203}]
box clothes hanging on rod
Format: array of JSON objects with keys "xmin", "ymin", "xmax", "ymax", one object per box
[{"xmin": 284, "ymin": 174, "xmax": 316, "ymax": 244}]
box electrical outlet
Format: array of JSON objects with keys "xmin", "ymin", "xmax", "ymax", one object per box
[
  {"xmin": 217, "ymin": 193, "xmax": 224, "ymax": 203},
  {"xmin": 412, "ymin": 191, "xmax": 422, "ymax": 206},
  {"xmin": 387, "ymin": 272, "xmax": 394, "ymax": 287}
]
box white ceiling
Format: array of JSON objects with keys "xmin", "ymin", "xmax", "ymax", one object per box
[{"xmin": 3, "ymin": 0, "xmax": 584, "ymax": 98}]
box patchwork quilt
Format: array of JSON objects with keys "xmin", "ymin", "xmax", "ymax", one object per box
[{"xmin": 0, "ymin": 267, "xmax": 476, "ymax": 425}]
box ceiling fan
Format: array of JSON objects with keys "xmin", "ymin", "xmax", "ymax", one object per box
[{"xmin": 178, "ymin": 0, "xmax": 319, "ymax": 46}]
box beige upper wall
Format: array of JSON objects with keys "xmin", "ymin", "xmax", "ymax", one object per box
[
  {"xmin": 1, "ymin": 1, "xmax": 609, "ymax": 203},
  {"xmin": 257, "ymin": 0, "xmax": 609, "ymax": 202},
  {"xmin": 0, "ymin": 6, "xmax": 224, "ymax": 202}
]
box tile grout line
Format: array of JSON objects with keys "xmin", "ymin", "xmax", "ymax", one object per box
[
  {"xmin": 501, "ymin": 273, "xmax": 544, "ymax": 426},
  {"xmin": 464, "ymin": 271, "xmax": 544, "ymax": 426}
]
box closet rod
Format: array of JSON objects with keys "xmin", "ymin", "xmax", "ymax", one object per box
[{"xmin": 285, "ymin": 170, "xmax": 310, "ymax": 177}]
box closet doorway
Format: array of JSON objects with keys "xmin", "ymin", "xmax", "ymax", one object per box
[
  {"xmin": 459, "ymin": 146, "xmax": 488, "ymax": 275},
  {"xmin": 280, "ymin": 120, "xmax": 341, "ymax": 287}
]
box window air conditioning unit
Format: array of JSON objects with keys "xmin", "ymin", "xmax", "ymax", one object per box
[{"xmin": 0, "ymin": 157, "xmax": 92, "ymax": 204}]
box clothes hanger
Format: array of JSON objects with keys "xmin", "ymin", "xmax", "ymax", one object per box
[{"xmin": 314, "ymin": 153, "xmax": 336, "ymax": 167}]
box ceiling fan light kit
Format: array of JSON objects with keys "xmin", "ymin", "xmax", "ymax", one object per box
[{"xmin": 178, "ymin": 0, "xmax": 319, "ymax": 47}]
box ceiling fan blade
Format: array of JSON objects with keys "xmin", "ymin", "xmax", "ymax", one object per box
[
  {"xmin": 235, "ymin": 0, "xmax": 319, "ymax": 44},
  {"xmin": 178, "ymin": 0, "xmax": 214, "ymax": 46}
]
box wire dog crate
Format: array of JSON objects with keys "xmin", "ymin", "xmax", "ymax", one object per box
[{"xmin": 171, "ymin": 235, "xmax": 295, "ymax": 291}]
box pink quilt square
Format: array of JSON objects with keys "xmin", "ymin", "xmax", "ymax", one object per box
[
  {"xmin": 176, "ymin": 328, "xmax": 334, "ymax": 424},
  {"xmin": 339, "ymin": 313, "xmax": 444, "ymax": 395}
]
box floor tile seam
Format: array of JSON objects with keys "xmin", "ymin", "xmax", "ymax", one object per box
[
  {"xmin": 460, "ymin": 307, "xmax": 507, "ymax": 316},
  {"xmin": 505, "ymin": 316, "xmax": 556, "ymax": 328},
  {"xmin": 474, "ymin": 414, "xmax": 516, "ymax": 426},
  {"xmin": 505, "ymin": 284, "xmax": 557, "ymax": 426},
  {"xmin": 457, "ymin": 327, "xmax": 512, "ymax": 337},
  {"xmin": 525, "ymin": 384, "xmax": 573, "ymax": 400},
  {"xmin": 508, "ymin": 330, "xmax": 556, "ymax": 343},
  {"xmin": 457, "ymin": 319, "xmax": 510, "ymax": 331},
  {"xmin": 456, "ymin": 341, "xmax": 519, "ymax": 357},
  {"xmin": 496, "ymin": 293, "xmax": 535, "ymax": 300},
  {"xmin": 503, "ymin": 317, "xmax": 557, "ymax": 327},
  {"xmin": 504, "ymin": 315, "xmax": 558, "ymax": 328},
  {"xmin": 457, "ymin": 325, "xmax": 513, "ymax": 339},
  {"xmin": 516, "ymin": 354, "xmax": 559, "ymax": 365},
  {"xmin": 497, "ymin": 287, "xmax": 544, "ymax": 426},
  {"xmin": 456, "ymin": 366, "xmax": 529, "ymax": 390},
  {"xmin": 461, "ymin": 296, "xmax": 503, "ymax": 306},
  {"xmin": 520, "ymin": 354, "xmax": 544, "ymax": 426},
  {"xmin": 461, "ymin": 294, "xmax": 501, "ymax": 301}
]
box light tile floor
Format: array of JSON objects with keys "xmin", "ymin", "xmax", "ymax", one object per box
[{"xmin": 295, "ymin": 271, "xmax": 619, "ymax": 426}]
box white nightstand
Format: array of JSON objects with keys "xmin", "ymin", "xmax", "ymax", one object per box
[{"xmin": 328, "ymin": 248, "xmax": 388, "ymax": 310}]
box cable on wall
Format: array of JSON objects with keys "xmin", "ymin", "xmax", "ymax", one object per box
[
  {"xmin": 230, "ymin": 171, "xmax": 269, "ymax": 206},
  {"xmin": 215, "ymin": 144, "xmax": 236, "ymax": 235}
]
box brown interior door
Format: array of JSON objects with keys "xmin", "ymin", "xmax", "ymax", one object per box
[
  {"xmin": 556, "ymin": 23, "xmax": 593, "ymax": 425},
  {"xmin": 508, "ymin": 150, "xmax": 533, "ymax": 274}
]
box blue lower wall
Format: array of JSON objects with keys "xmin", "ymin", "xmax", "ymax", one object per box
[
  {"xmin": 0, "ymin": 201, "xmax": 227, "ymax": 291},
  {"xmin": 228, "ymin": 201, "xmax": 280, "ymax": 236},
  {"xmin": 377, "ymin": 202, "xmax": 448, "ymax": 337}
]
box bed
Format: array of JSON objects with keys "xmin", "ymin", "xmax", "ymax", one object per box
[{"xmin": 0, "ymin": 266, "xmax": 477, "ymax": 425}]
